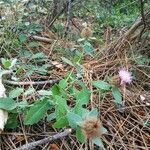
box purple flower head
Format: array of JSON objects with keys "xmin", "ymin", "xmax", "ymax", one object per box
[{"xmin": 119, "ymin": 68, "xmax": 132, "ymax": 85}]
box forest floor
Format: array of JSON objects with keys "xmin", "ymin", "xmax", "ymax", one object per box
[{"xmin": 0, "ymin": 1, "xmax": 150, "ymax": 150}]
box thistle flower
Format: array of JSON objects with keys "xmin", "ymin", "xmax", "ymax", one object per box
[
  {"xmin": 119, "ymin": 68, "xmax": 132, "ymax": 85},
  {"xmin": 81, "ymin": 117, "xmax": 101, "ymax": 139}
]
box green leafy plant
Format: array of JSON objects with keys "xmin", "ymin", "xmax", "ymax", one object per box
[
  {"xmin": 1, "ymin": 58, "xmax": 17, "ymax": 69},
  {"xmin": 92, "ymin": 80, "xmax": 122, "ymax": 104},
  {"xmin": 24, "ymin": 98, "xmax": 53, "ymax": 125}
]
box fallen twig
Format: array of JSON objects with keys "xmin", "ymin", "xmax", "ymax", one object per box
[
  {"xmin": 30, "ymin": 35, "xmax": 55, "ymax": 43},
  {"xmin": 14, "ymin": 128, "xmax": 72, "ymax": 150},
  {"xmin": 3, "ymin": 79, "xmax": 60, "ymax": 86}
]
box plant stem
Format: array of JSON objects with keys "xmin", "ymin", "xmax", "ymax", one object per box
[{"xmin": 15, "ymin": 129, "xmax": 72, "ymax": 150}]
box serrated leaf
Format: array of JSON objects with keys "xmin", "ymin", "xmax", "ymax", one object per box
[
  {"xmin": 0, "ymin": 98, "xmax": 16, "ymax": 110},
  {"xmin": 92, "ymin": 80, "xmax": 111, "ymax": 90},
  {"xmin": 53, "ymin": 116, "xmax": 68, "ymax": 128},
  {"xmin": 76, "ymin": 127, "xmax": 86, "ymax": 143},
  {"xmin": 67, "ymin": 112, "xmax": 83, "ymax": 129},
  {"xmin": 92, "ymin": 137, "xmax": 104, "ymax": 148},
  {"xmin": 24, "ymin": 99, "xmax": 51, "ymax": 125},
  {"xmin": 9, "ymin": 87, "xmax": 24, "ymax": 98},
  {"xmin": 112, "ymin": 86, "xmax": 122, "ymax": 104},
  {"xmin": 61, "ymin": 57, "xmax": 74, "ymax": 66}
]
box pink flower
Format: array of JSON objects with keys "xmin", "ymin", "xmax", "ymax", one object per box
[{"xmin": 119, "ymin": 68, "xmax": 132, "ymax": 85}]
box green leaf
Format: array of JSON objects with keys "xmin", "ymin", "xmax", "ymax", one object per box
[
  {"xmin": 9, "ymin": 87, "xmax": 24, "ymax": 98},
  {"xmin": 59, "ymin": 79, "xmax": 68, "ymax": 89},
  {"xmin": 144, "ymin": 121, "xmax": 150, "ymax": 127},
  {"xmin": 47, "ymin": 113, "xmax": 56, "ymax": 122},
  {"xmin": 29, "ymin": 42, "xmax": 39, "ymax": 48},
  {"xmin": 83, "ymin": 41, "xmax": 94, "ymax": 56},
  {"xmin": 54, "ymin": 23, "xmax": 64, "ymax": 32},
  {"xmin": 0, "ymin": 98, "xmax": 16, "ymax": 110},
  {"xmin": 51, "ymin": 85, "xmax": 61, "ymax": 96},
  {"xmin": 19, "ymin": 49, "xmax": 32, "ymax": 58},
  {"xmin": 75, "ymin": 89, "xmax": 90, "ymax": 105},
  {"xmin": 92, "ymin": 80, "xmax": 111, "ymax": 90},
  {"xmin": 24, "ymin": 99, "xmax": 51, "ymax": 125},
  {"xmin": 16, "ymin": 100, "xmax": 28, "ymax": 109},
  {"xmin": 54, "ymin": 96, "xmax": 69, "ymax": 119},
  {"xmin": 87, "ymin": 108, "xmax": 99, "ymax": 118},
  {"xmin": 1, "ymin": 58, "xmax": 11, "ymax": 69},
  {"xmin": 112, "ymin": 86, "xmax": 122, "ymax": 104},
  {"xmin": 55, "ymin": 96, "xmax": 68, "ymax": 109},
  {"xmin": 55, "ymin": 105, "xmax": 67, "ymax": 119},
  {"xmin": 5, "ymin": 113, "xmax": 18, "ymax": 129},
  {"xmin": 9, "ymin": 58, "xmax": 17, "ymax": 69},
  {"xmin": 53, "ymin": 116, "xmax": 68, "ymax": 128},
  {"xmin": 24, "ymin": 87, "xmax": 35, "ymax": 96},
  {"xmin": 74, "ymin": 104, "xmax": 89, "ymax": 117},
  {"xmin": 61, "ymin": 57, "xmax": 74, "ymax": 66},
  {"xmin": 67, "ymin": 112, "xmax": 83, "ymax": 129},
  {"xmin": 32, "ymin": 52, "xmax": 45, "ymax": 59},
  {"xmin": 76, "ymin": 127, "xmax": 86, "ymax": 143},
  {"xmin": 92, "ymin": 137, "xmax": 104, "ymax": 148},
  {"xmin": 19, "ymin": 34, "xmax": 27, "ymax": 43}
]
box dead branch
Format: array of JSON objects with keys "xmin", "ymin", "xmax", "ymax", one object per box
[
  {"xmin": 105, "ymin": 10, "xmax": 150, "ymax": 57},
  {"xmin": 14, "ymin": 129, "xmax": 72, "ymax": 150},
  {"xmin": 3, "ymin": 79, "xmax": 60, "ymax": 86},
  {"xmin": 124, "ymin": 18, "xmax": 143, "ymax": 38},
  {"xmin": 30, "ymin": 36, "xmax": 55, "ymax": 43}
]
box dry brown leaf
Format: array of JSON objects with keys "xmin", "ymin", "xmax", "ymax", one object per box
[{"xmin": 49, "ymin": 143, "xmax": 59, "ymax": 150}]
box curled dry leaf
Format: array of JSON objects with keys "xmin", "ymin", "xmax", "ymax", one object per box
[{"xmin": 0, "ymin": 77, "xmax": 8, "ymax": 134}]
